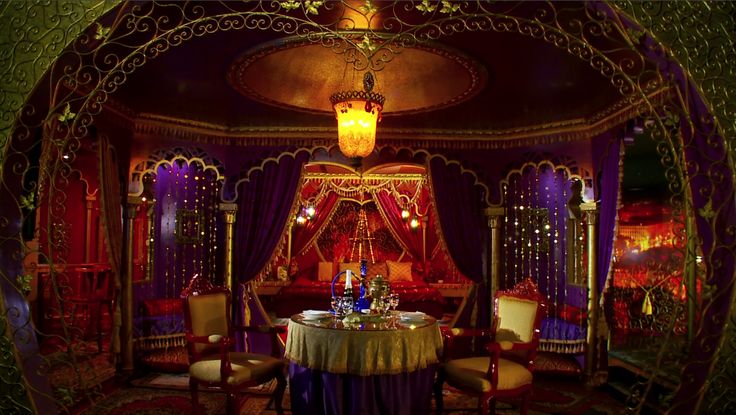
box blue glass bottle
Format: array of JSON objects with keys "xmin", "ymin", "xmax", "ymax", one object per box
[{"xmin": 356, "ymin": 259, "xmax": 371, "ymax": 311}]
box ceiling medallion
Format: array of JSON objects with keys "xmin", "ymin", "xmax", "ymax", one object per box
[
  {"xmin": 227, "ymin": 36, "xmax": 486, "ymax": 116},
  {"xmin": 330, "ymin": 72, "xmax": 385, "ymax": 160}
]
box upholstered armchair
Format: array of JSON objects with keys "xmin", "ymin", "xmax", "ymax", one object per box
[
  {"xmin": 182, "ymin": 274, "xmax": 286, "ymax": 415},
  {"xmin": 434, "ymin": 278, "xmax": 546, "ymax": 414}
]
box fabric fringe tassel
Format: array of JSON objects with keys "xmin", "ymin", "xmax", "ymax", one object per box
[
  {"xmin": 539, "ymin": 339, "xmax": 586, "ymax": 354},
  {"xmin": 134, "ymin": 334, "xmax": 186, "ymax": 351}
]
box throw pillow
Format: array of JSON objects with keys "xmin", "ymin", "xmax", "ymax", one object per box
[
  {"xmin": 386, "ymin": 260, "xmax": 413, "ymax": 282},
  {"xmin": 366, "ymin": 261, "xmax": 388, "ymax": 281},
  {"xmin": 317, "ymin": 261, "xmax": 336, "ymax": 282}
]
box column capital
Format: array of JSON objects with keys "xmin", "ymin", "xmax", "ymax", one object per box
[
  {"xmin": 220, "ymin": 203, "xmax": 238, "ymax": 224},
  {"xmin": 218, "ymin": 203, "xmax": 238, "ymax": 212},
  {"xmin": 484, "ymin": 206, "xmax": 505, "ymax": 228},
  {"xmin": 581, "ymin": 201, "xmax": 598, "ymax": 225},
  {"xmin": 484, "ymin": 206, "xmax": 505, "ymax": 217}
]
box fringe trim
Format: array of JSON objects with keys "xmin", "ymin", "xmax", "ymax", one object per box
[{"xmin": 134, "ymin": 334, "xmax": 186, "ymax": 351}]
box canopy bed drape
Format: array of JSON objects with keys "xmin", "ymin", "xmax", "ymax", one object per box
[
  {"xmin": 374, "ymin": 189, "xmax": 439, "ymax": 268},
  {"xmin": 291, "ymin": 192, "xmax": 339, "ymax": 257}
]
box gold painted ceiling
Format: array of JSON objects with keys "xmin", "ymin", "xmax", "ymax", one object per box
[{"xmin": 103, "ymin": 1, "xmax": 658, "ymax": 135}]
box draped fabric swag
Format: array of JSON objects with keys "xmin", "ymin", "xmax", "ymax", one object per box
[
  {"xmin": 97, "ymin": 135, "xmax": 124, "ymax": 361},
  {"xmin": 291, "ymin": 192, "xmax": 339, "ymax": 257},
  {"xmin": 374, "ymin": 189, "xmax": 439, "ymax": 266},
  {"xmin": 428, "ymin": 157, "xmax": 490, "ymax": 328},
  {"xmin": 232, "ymin": 151, "xmax": 310, "ymax": 351}
]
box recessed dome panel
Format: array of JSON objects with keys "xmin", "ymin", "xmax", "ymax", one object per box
[{"xmin": 227, "ymin": 37, "xmax": 486, "ymax": 116}]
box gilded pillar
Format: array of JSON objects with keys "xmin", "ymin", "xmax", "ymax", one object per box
[
  {"xmin": 484, "ymin": 207, "xmax": 505, "ymax": 301},
  {"xmin": 219, "ymin": 203, "xmax": 238, "ymax": 292},
  {"xmin": 121, "ymin": 196, "xmax": 141, "ymax": 372},
  {"xmin": 581, "ymin": 201, "xmax": 600, "ymax": 384}
]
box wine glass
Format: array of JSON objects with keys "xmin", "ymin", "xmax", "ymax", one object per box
[
  {"xmin": 331, "ymin": 296, "xmax": 342, "ymax": 317},
  {"xmin": 389, "ymin": 292, "xmax": 399, "ymax": 313},
  {"xmin": 341, "ymin": 296, "xmax": 354, "ymax": 316}
]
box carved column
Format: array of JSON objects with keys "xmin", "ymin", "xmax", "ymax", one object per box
[
  {"xmin": 484, "ymin": 207, "xmax": 505, "ymax": 301},
  {"xmin": 219, "ymin": 203, "xmax": 238, "ymax": 292},
  {"xmin": 421, "ymin": 215, "xmax": 429, "ymax": 279},
  {"xmin": 121, "ymin": 196, "xmax": 141, "ymax": 372},
  {"xmin": 581, "ymin": 201, "xmax": 600, "ymax": 384}
]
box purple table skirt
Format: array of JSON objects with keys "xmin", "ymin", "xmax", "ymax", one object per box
[{"xmin": 288, "ymin": 362, "xmax": 437, "ymax": 415}]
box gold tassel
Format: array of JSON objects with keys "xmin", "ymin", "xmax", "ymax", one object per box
[{"xmin": 642, "ymin": 292, "xmax": 653, "ymax": 315}]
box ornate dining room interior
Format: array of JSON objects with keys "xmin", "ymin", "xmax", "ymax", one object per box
[{"xmin": 1, "ymin": 1, "xmax": 735, "ymax": 415}]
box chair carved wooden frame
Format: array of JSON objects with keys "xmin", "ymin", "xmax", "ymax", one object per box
[
  {"xmin": 434, "ymin": 278, "xmax": 546, "ymax": 414},
  {"xmin": 182, "ymin": 274, "xmax": 286, "ymax": 415}
]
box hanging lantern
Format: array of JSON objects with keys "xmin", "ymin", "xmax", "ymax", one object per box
[{"xmin": 330, "ymin": 72, "xmax": 385, "ymax": 160}]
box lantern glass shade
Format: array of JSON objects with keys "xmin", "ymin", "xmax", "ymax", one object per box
[{"xmin": 333, "ymin": 99, "xmax": 382, "ymax": 159}]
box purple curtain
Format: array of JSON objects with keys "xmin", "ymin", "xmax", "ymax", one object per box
[
  {"xmin": 592, "ymin": 4, "xmax": 736, "ymax": 412},
  {"xmin": 593, "ymin": 132, "xmax": 622, "ymax": 297},
  {"xmin": 429, "ymin": 157, "xmax": 489, "ymax": 328},
  {"xmin": 232, "ymin": 151, "xmax": 309, "ymax": 350},
  {"xmin": 292, "ymin": 192, "xmax": 339, "ymax": 257}
]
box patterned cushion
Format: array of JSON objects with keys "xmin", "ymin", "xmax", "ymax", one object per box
[
  {"xmin": 142, "ymin": 299, "xmax": 184, "ymax": 316},
  {"xmin": 338, "ymin": 262, "xmax": 361, "ymax": 278},
  {"xmin": 316, "ymin": 261, "xmax": 336, "ymax": 282},
  {"xmin": 366, "ymin": 262, "xmax": 388, "ymax": 281},
  {"xmin": 386, "ymin": 261, "xmax": 413, "ymax": 282},
  {"xmin": 444, "ymin": 356, "xmax": 532, "ymax": 393},
  {"xmin": 139, "ymin": 346, "xmax": 189, "ymax": 373}
]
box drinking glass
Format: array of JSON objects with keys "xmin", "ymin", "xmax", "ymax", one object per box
[
  {"xmin": 341, "ymin": 296, "xmax": 354, "ymax": 316},
  {"xmin": 331, "ymin": 296, "xmax": 342, "ymax": 317},
  {"xmin": 389, "ymin": 292, "xmax": 399, "ymax": 312}
]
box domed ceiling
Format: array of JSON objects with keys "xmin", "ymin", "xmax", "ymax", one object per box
[{"xmin": 105, "ymin": 1, "xmax": 661, "ymax": 135}]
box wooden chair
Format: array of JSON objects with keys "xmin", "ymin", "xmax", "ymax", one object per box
[
  {"xmin": 182, "ymin": 274, "xmax": 286, "ymax": 415},
  {"xmin": 434, "ymin": 278, "xmax": 546, "ymax": 414},
  {"xmin": 65, "ymin": 263, "xmax": 114, "ymax": 352}
]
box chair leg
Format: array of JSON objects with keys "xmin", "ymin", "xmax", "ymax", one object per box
[
  {"xmin": 433, "ymin": 370, "xmax": 445, "ymax": 414},
  {"xmin": 520, "ymin": 391, "xmax": 530, "ymax": 415},
  {"xmin": 274, "ymin": 371, "xmax": 287, "ymax": 414},
  {"xmin": 189, "ymin": 377, "xmax": 200, "ymax": 415},
  {"xmin": 226, "ymin": 393, "xmax": 239, "ymax": 415}
]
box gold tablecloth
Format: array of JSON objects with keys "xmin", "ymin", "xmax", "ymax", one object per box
[{"xmin": 285, "ymin": 313, "xmax": 443, "ymax": 376}]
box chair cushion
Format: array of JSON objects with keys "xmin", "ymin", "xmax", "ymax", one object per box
[
  {"xmin": 189, "ymin": 352, "xmax": 283, "ymax": 386},
  {"xmin": 497, "ymin": 296, "xmax": 538, "ymax": 343},
  {"xmin": 444, "ymin": 356, "xmax": 532, "ymax": 393}
]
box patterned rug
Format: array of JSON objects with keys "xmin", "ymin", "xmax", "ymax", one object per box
[{"xmin": 81, "ymin": 373, "xmax": 626, "ymax": 415}]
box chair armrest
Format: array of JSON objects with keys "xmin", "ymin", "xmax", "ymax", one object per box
[{"xmin": 186, "ymin": 333, "xmax": 233, "ymax": 346}]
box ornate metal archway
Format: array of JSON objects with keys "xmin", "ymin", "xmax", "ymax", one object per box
[{"xmin": 1, "ymin": 2, "xmax": 734, "ymax": 414}]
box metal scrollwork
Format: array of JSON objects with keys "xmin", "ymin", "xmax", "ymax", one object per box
[{"xmin": 0, "ymin": 1, "xmax": 734, "ymax": 414}]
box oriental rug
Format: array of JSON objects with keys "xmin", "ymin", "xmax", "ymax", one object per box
[{"xmin": 81, "ymin": 374, "xmax": 626, "ymax": 415}]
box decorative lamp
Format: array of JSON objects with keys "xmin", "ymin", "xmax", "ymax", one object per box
[
  {"xmin": 330, "ymin": 72, "xmax": 385, "ymax": 162},
  {"xmin": 401, "ymin": 208, "xmax": 411, "ymax": 220},
  {"xmin": 409, "ymin": 217, "xmax": 420, "ymax": 229}
]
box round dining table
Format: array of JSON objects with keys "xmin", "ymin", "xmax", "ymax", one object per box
[{"xmin": 284, "ymin": 311, "xmax": 443, "ymax": 415}]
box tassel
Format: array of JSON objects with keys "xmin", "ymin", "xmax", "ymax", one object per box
[{"xmin": 642, "ymin": 292, "xmax": 653, "ymax": 315}]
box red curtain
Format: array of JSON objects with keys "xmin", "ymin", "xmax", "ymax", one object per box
[
  {"xmin": 291, "ymin": 192, "xmax": 339, "ymax": 257},
  {"xmin": 374, "ymin": 190, "xmax": 438, "ymax": 272},
  {"xmin": 97, "ymin": 134, "xmax": 123, "ymax": 361}
]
